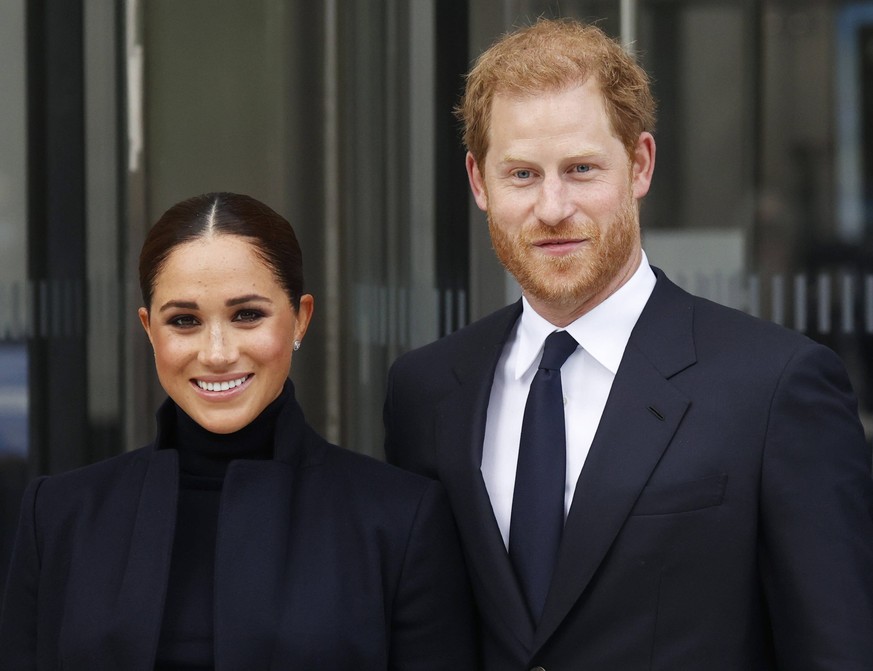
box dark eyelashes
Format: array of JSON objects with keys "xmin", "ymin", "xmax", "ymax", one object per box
[
  {"xmin": 163, "ymin": 309, "xmax": 267, "ymax": 328},
  {"xmin": 166, "ymin": 314, "xmax": 198, "ymax": 328},
  {"xmin": 233, "ymin": 309, "xmax": 266, "ymax": 322}
]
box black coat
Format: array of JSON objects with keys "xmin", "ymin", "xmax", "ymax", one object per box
[
  {"xmin": 384, "ymin": 269, "xmax": 873, "ymax": 670},
  {"xmin": 0, "ymin": 385, "xmax": 476, "ymax": 670}
]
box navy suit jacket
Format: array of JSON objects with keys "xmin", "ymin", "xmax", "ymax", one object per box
[
  {"xmin": 0, "ymin": 384, "xmax": 476, "ymax": 670},
  {"xmin": 384, "ymin": 269, "xmax": 873, "ymax": 670}
]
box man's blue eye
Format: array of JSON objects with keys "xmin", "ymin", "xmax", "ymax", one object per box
[
  {"xmin": 514, "ymin": 169, "xmax": 531, "ymax": 179},
  {"xmin": 574, "ymin": 164, "xmax": 591, "ymax": 173}
]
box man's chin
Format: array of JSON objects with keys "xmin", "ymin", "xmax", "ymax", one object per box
[{"xmin": 520, "ymin": 278, "xmax": 598, "ymax": 308}]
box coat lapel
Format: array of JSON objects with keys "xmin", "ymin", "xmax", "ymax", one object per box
[
  {"xmin": 534, "ymin": 271, "xmax": 697, "ymax": 650},
  {"xmin": 112, "ymin": 448, "xmax": 179, "ymax": 670},
  {"xmin": 435, "ymin": 303, "xmax": 536, "ymax": 650},
  {"xmin": 213, "ymin": 460, "xmax": 296, "ymax": 670},
  {"xmin": 213, "ymin": 388, "xmax": 310, "ymax": 671}
]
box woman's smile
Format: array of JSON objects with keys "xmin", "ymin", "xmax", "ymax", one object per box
[
  {"xmin": 192, "ymin": 373, "xmax": 253, "ymax": 394},
  {"xmin": 139, "ymin": 234, "xmax": 312, "ymax": 434}
]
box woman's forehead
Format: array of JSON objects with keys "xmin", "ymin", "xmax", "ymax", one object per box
[{"xmin": 156, "ymin": 236, "xmax": 272, "ymax": 286}]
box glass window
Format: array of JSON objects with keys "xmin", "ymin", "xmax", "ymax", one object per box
[
  {"xmin": 638, "ymin": 0, "xmax": 873, "ymax": 435},
  {"xmin": 0, "ymin": 0, "xmax": 28, "ymax": 584}
]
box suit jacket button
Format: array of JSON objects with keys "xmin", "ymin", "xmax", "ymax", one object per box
[{"xmin": 531, "ymin": 667, "xmax": 547, "ymax": 671}]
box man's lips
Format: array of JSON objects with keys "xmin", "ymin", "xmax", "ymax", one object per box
[{"xmin": 533, "ymin": 238, "xmax": 587, "ymax": 254}]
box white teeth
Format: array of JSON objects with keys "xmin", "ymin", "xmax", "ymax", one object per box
[{"xmin": 196, "ymin": 375, "xmax": 249, "ymax": 392}]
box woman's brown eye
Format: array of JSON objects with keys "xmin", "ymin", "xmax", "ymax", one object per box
[
  {"xmin": 169, "ymin": 315, "xmax": 198, "ymax": 328},
  {"xmin": 234, "ymin": 309, "xmax": 264, "ymax": 322}
]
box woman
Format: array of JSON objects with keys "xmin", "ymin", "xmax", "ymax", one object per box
[{"xmin": 0, "ymin": 193, "xmax": 476, "ymax": 669}]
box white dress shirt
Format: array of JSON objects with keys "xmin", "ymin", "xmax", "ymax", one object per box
[{"xmin": 481, "ymin": 251, "xmax": 657, "ymax": 548}]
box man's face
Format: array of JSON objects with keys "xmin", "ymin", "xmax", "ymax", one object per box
[{"xmin": 466, "ymin": 79, "xmax": 655, "ymax": 324}]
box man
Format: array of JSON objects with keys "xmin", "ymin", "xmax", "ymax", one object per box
[{"xmin": 383, "ymin": 18, "xmax": 873, "ymax": 670}]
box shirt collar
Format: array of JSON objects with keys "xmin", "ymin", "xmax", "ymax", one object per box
[{"xmin": 514, "ymin": 250, "xmax": 656, "ymax": 379}]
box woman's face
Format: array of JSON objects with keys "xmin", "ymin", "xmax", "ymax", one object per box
[{"xmin": 138, "ymin": 234, "xmax": 313, "ymax": 434}]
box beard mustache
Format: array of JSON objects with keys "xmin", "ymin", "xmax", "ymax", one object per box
[{"xmin": 487, "ymin": 195, "xmax": 639, "ymax": 308}]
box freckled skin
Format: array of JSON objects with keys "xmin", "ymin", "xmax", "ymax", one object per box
[
  {"xmin": 138, "ymin": 234, "xmax": 313, "ymax": 434},
  {"xmin": 466, "ymin": 79, "xmax": 655, "ymax": 326}
]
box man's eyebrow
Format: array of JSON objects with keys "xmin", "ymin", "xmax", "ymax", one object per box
[
  {"xmin": 498, "ymin": 149, "xmax": 604, "ymax": 164},
  {"xmin": 499, "ymin": 153, "xmax": 535, "ymax": 164}
]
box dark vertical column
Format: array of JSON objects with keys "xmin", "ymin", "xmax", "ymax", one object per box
[
  {"xmin": 750, "ymin": 0, "xmax": 765, "ymax": 252},
  {"xmin": 26, "ymin": 0, "xmax": 89, "ymax": 475},
  {"xmin": 284, "ymin": 0, "xmax": 327, "ymax": 434},
  {"xmin": 435, "ymin": 0, "xmax": 469, "ymax": 336},
  {"xmin": 856, "ymin": 24, "xmax": 873, "ymax": 420},
  {"xmin": 860, "ymin": 25, "xmax": 873, "ymax": 237},
  {"xmin": 642, "ymin": 2, "xmax": 682, "ymax": 233}
]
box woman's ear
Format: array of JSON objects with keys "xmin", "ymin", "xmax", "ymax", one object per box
[
  {"xmin": 293, "ymin": 294, "xmax": 314, "ymax": 344},
  {"xmin": 138, "ymin": 307, "xmax": 154, "ymax": 345}
]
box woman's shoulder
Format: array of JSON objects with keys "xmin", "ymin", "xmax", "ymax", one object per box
[
  {"xmin": 324, "ymin": 439, "xmax": 433, "ymax": 488},
  {"xmin": 28, "ymin": 444, "xmax": 156, "ymax": 505},
  {"xmin": 310, "ymin": 432, "xmax": 443, "ymax": 507}
]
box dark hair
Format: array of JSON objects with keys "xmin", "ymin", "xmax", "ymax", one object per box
[{"xmin": 139, "ymin": 192, "xmax": 305, "ymax": 310}]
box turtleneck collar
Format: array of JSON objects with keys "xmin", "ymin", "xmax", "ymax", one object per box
[{"xmin": 168, "ymin": 381, "xmax": 291, "ymax": 479}]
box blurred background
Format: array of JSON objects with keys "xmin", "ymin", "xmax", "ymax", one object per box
[{"xmin": 2, "ymin": 0, "xmax": 873, "ymax": 583}]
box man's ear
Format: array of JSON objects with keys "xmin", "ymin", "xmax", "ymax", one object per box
[
  {"xmin": 466, "ymin": 152, "xmax": 488, "ymax": 212},
  {"xmin": 631, "ymin": 132, "xmax": 656, "ymax": 199}
]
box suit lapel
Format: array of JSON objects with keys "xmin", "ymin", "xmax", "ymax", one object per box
[
  {"xmin": 534, "ymin": 345, "xmax": 690, "ymax": 647},
  {"xmin": 534, "ymin": 271, "xmax": 697, "ymax": 649},
  {"xmin": 435, "ymin": 303, "xmax": 537, "ymax": 650}
]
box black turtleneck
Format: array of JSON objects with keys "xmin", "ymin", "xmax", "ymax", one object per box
[{"xmin": 154, "ymin": 386, "xmax": 287, "ymax": 671}]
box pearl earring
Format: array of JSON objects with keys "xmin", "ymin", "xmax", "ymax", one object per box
[{"xmin": 293, "ymin": 340, "xmax": 301, "ymax": 351}]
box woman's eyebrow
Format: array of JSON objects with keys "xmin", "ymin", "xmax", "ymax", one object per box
[
  {"xmin": 158, "ymin": 294, "xmax": 271, "ymax": 312},
  {"xmin": 159, "ymin": 299, "xmax": 197, "ymax": 312},
  {"xmin": 226, "ymin": 294, "xmax": 271, "ymax": 307}
]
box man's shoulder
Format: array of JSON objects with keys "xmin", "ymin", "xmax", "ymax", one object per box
[
  {"xmin": 687, "ymin": 289, "xmax": 812, "ymax": 352},
  {"xmin": 633, "ymin": 269, "xmax": 837, "ymax": 383},
  {"xmin": 651, "ymin": 268, "xmax": 810, "ymax": 345}
]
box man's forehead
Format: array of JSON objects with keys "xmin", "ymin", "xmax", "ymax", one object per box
[{"xmin": 487, "ymin": 79, "xmax": 611, "ymax": 136}]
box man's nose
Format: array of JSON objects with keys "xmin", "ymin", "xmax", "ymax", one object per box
[
  {"xmin": 199, "ymin": 325, "xmax": 238, "ymax": 367},
  {"xmin": 533, "ymin": 175, "xmax": 575, "ymax": 226}
]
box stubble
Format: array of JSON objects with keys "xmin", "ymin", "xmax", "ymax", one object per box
[{"xmin": 488, "ymin": 193, "xmax": 640, "ymax": 312}]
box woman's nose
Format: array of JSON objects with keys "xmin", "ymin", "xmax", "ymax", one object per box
[{"xmin": 198, "ymin": 325, "xmax": 238, "ymax": 367}]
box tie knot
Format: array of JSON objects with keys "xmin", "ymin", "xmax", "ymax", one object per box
[{"xmin": 539, "ymin": 330, "xmax": 578, "ymax": 371}]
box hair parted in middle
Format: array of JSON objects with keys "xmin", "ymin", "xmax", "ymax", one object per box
[
  {"xmin": 456, "ymin": 18, "xmax": 656, "ymax": 166},
  {"xmin": 139, "ymin": 192, "xmax": 305, "ymax": 312}
]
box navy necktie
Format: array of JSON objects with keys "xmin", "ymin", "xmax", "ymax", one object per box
[{"xmin": 509, "ymin": 329, "xmax": 578, "ymax": 623}]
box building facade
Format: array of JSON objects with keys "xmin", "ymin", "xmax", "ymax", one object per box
[{"xmin": 1, "ymin": 0, "xmax": 872, "ymax": 580}]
